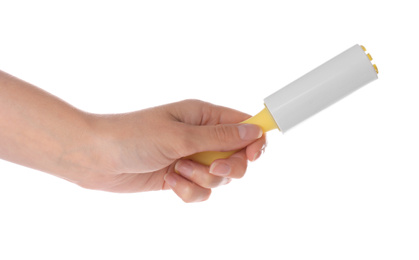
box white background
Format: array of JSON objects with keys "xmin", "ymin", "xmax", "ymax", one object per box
[{"xmin": 1, "ymin": 1, "xmax": 418, "ymax": 259}]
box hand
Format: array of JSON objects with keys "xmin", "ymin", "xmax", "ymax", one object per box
[
  {"xmin": 0, "ymin": 70, "xmax": 265, "ymax": 203},
  {"xmin": 86, "ymin": 100, "xmax": 266, "ymax": 202}
]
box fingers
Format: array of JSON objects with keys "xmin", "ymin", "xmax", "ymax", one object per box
[
  {"xmin": 168, "ymin": 100, "xmax": 264, "ymax": 159},
  {"xmin": 165, "ymin": 134, "xmax": 267, "ymax": 203},
  {"xmin": 209, "ymin": 150, "xmax": 248, "ymax": 179},
  {"xmin": 164, "ymin": 172, "xmax": 212, "ymax": 203},
  {"xmin": 246, "ymin": 133, "xmax": 267, "ymax": 162},
  {"xmin": 164, "ymin": 157, "xmax": 237, "ymax": 203},
  {"xmin": 208, "ymin": 134, "xmax": 266, "ymax": 178},
  {"xmin": 207, "ymin": 134, "xmax": 266, "ymax": 179},
  {"xmin": 175, "ymin": 160, "xmax": 231, "ymax": 189}
]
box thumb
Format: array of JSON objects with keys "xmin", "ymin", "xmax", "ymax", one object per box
[{"xmin": 186, "ymin": 123, "xmax": 263, "ymax": 154}]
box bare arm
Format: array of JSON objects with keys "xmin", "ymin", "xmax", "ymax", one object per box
[
  {"xmin": 0, "ymin": 70, "xmax": 100, "ymax": 184},
  {"xmin": 0, "ymin": 70, "xmax": 265, "ymax": 202}
]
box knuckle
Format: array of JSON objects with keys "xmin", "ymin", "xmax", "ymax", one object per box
[
  {"xmin": 212, "ymin": 124, "xmax": 234, "ymax": 143},
  {"xmin": 200, "ymin": 173, "xmax": 216, "ymax": 189},
  {"xmin": 201, "ymin": 189, "xmax": 211, "ymax": 202},
  {"xmin": 184, "ymin": 99, "xmax": 205, "ymax": 106},
  {"xmin": 234, "ymin": 168, "xmax": 246, "ymax": 179},
  {"xmin": 229, "ymin": 154, "xmax": 248, "ymax": 179},
  {"xmin": 233, "ymin": 163, "xmax": 247, "ymax": 179},
  {"xmin": 182, "ymin": 99, "xmax": 211, "ymax": 110},
  {"xmin": 178, "ymin": 184, "xmax": 196, "ymax": 203},
  {"xmin": 177, "ymin": 182, "xmax": 211, "ymax": 203}
]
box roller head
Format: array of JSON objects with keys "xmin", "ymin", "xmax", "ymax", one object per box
[{"xmin": 264, "ymin": 44, "xmax": 378, "ymax": 133}]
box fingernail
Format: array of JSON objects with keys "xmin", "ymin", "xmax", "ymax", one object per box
[
  {"xmin": 222, "ymin": 178, "xmax": 232, "ymax": 185},
  {"xmin": 237, "ymin": 124, "xmax": 263, "ymax": 141},
  {"xmin": 252, "ymin": 144, "xmax": 267, "ymax": 162},
  {"xmin": 164, "ymin": 173, "xmax": 177, "ymax": 188},
  {"xmin": 175, "ymin": 160, "xmax": 194, "ymax": 178},
  {"xmin": 252, "ymin": 150, "xmax": 262, "ymax": 162},
  {"xmin": 209, "ymin": 162, "xmax": 231, "ymax": 176}
]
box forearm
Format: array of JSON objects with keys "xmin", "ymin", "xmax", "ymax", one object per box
[
  {"xmin": 0, "ymin": 70, "xmax": 265, "ymax": 199},
  {"xmin": 0, "ymin": 70, "xmax": 104, "ymax": 184}
]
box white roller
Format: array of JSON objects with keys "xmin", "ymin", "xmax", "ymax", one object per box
[
  {"xmin": 187, "ymin": 44, "xmax": 378, "ymax": 165},
  {"xmin": 264, "ymin": 44, "xmax": 378, "ymax": 133}
]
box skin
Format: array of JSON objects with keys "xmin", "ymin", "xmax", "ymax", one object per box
[{"xmin": 0, "ymin": 70, "xmax": 266, "ymax": 202}]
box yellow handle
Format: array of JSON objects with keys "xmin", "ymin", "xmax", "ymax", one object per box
[{"xmin": 185, "ymin": 107, "xmax": 279, "ymax": 166}]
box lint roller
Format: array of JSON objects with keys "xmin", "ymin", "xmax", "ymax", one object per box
[{"xmin": 188, "ymin": 44, "xmax": 379, "ymax": 165}]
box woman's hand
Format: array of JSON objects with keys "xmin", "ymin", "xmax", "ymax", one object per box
[
  {"xmin": 0, "ymin": 70, "xmax": 265, "ymax": 203},
  {"xmin": 88, "ymin": 100, "xmax": 266, "ymax": 202}
]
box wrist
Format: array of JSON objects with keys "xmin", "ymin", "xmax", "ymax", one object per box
[
  {"xmin": 41, "ymin": 110, "xmax": 118, "ymax": 190},
  {"xmin": 67, "ymin": 112, "xmax": 122, "ymax": 189}
]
